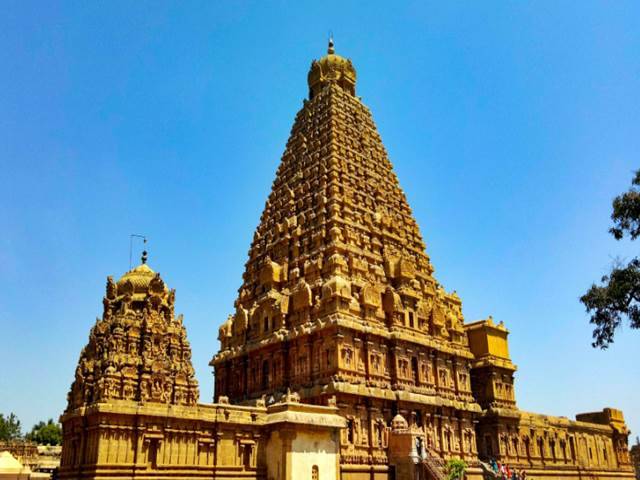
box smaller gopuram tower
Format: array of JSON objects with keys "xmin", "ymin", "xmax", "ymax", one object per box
[
  {"xmin": 60, "ymin": 253, "xmax": 202, "ymax": 479},
  {"xmin": 66, "ymin": 252, "xmax": 199, "ymax": 409},
  {"xmin": 60, "ymin": 252, "xmax": 346, "ymax": 480}
]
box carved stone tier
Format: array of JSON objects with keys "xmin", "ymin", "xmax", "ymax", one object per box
[
  {"xmin": 211, "ymin": 42, "xmax": 476, "ymax": 418},
  {"xmin": 67, "ymin": 260, "xmax": 199, "ymax": 410},
  {"xmin": 209, "ymin": 40, "xmax": 634, "ymax": 478},
  {"xmin": 61, "ymin": 40, "xmax": 635, "ymax": 480}
]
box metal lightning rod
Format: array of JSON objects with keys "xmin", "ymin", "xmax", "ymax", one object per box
[{"xmin": 129, "ymin": 234, "xmax": 147, "ymax": 269}]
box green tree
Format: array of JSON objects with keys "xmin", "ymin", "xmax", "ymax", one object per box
[
  {"xmin": 445, "ymin": 458, "xmax": 467, "ymax": 480},
  {"xmin": 581, "ymin": 170, "xmax": 640, "ymax": 348},
  {"xmin": 26, "ymin": 419, "xmax": 62, "ymax": 446},
  {"xmin": 0, "ymin": 413, "xmax": 22, "ymax": 441}
]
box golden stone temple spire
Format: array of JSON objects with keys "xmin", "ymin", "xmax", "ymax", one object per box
[{"xmin": 212, "ymin": 40, "xmax": 475, "ymax": 412}]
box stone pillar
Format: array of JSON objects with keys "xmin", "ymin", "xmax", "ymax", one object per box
[
  {"xmin": 283, "ymin": 340, "xmax": 291, "ymax": 386},
  {"xmin": 390, "ymin": 344, "xmax": 400, "ymax": 388},
  {"xmin": 353, "ymin": 337, "xmax": 363, "ymax": 377},
  {"xmin": 364, "ymin": 337, "xmax": 373, "ymax": 380},
  {"xmin": 452, "ymin": 358, "xmax": 460, "ymax": 394},
  {"xmin": 242, "ymin": 355, "xmax": 249, "ymax": 399},
  {"xmin": 304, "ymin": 338, "xmax": 312, "ymax": 385}
]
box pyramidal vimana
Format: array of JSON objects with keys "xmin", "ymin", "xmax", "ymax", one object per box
[{"xmin": 60, "ymin": 40, "xmax": 633, "ymax": 480}]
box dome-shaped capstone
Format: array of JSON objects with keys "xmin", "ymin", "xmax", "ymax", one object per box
[
  {"xmin": 307, "ymin": 38, "xmax": 356, "ymax": 99},
  {"xmin": 391, "ymin": 414, "xmax": 409, "ymax": 432},
  {"xmin": 115, "ymin": 252, "xmax": 168, "ymax": 301}
]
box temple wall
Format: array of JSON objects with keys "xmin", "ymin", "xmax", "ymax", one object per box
[
  {"xmin": 265, "ymin": 431, "xmax": 284, "ymax": 480},
  {"xmin": 291, "ymin": 430, "xmax": 340, "ymax": 480},
  {"xmin": 476, "ymin": 410, "xmax": 634, "ymax": 477},
  {"xmin": 215, "ymin": 323, "xmax": 480, "ymax": 414},
  {"xmin": 59, "ymin": 401, "xmax": 343, "ymax": 480},
  {"xmin": 60, "ymin": 403, "xmax": 256, "ymax": 480}
]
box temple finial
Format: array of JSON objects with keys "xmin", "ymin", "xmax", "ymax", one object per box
[
  {"xmin": 129, "ymin": 234, "xmax": 148, "ymax": 269},
  {"xmin": 141, "ymin": 237, "xmax": 148, "ymax": 264},
  {"xmin": 328, "ymin": 34, "xmax": 335, "ymax": 54}
]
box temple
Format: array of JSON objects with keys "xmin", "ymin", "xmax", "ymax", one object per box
[{"xmin": 59, "ymin": 41, "xmax": 634, "ymax": 480}]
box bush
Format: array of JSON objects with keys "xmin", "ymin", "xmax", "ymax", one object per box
[{"xmin": 446, "ymin": 458, "xmax": 468, "ymax": 480}]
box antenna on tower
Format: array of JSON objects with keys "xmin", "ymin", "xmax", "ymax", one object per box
[{"xmin": 129, "ymin": 234, "xmax": 147, "ymax": 269}]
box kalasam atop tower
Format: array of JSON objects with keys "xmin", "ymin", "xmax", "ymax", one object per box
[{"xmin": 60, "ymin": 40, "xmax": 633, "ymax": 480}]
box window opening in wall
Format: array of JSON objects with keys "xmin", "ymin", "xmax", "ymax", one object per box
[
  {"xmin": 415, "ymin": 410, "xmax": 423, "ymax": 428},
  {"xmin": 147, "ymin": 439, "xmax": 158, "ymax": 469},
  {"xmin": 376, "ymin": 422, "xmax": 384, "ymax": 447},
  {"xmin": 389, "ymin": 465, "xmax": 396, "ymax": 480},
  {"xmin": 538, "ymin": 438, "xmax": 545, "ymax": 461},
  {"xmin": 262, "ymin": 360, "xmax": 269, "ymax": 390},
  {"xmin": 411, "ymin": 357, "xmax": 419, "ymax": 385},
  {"xmin": 243, "ymin": 444, "xmax": 252, "ymax": 469},
  {"xmin": 408, "ymin": 311, "xmax": 415, "ymax": 328},
  {"xmin": 264, "ymin": 316, "xmax": 269, "ymax": 333},
  {"xmin": 416, "ymin": 437, "xmax": 424, "ymax": 458},
  {"xmin": 569, "ymin": 437, "xmax": 576, "ymax": 461},
  {"xmin": 312, "ymin": 465, "xmax": 319, "ymax": 480},
  {"xmin": 347, "ymin": 419, "xmax": 355, "ymax": 444},
  {"xmin": 485, "ymin": 435, "xmax": 493, "ymax": 457}
]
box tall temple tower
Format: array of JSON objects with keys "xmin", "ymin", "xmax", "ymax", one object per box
[
  {"xmin": 211, "ymin": 38, "xmax": 482, "ymax": 472},
  {"xmin": 60, "ymin": 40, "xmax": 633, "ymax": 480}
]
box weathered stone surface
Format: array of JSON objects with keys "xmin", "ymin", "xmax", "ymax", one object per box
[
  {"xmin": 60, "ymin": 40, "xmax": 634, "ymax": 480},
  {"xmin": 67, "ymin": 256, "xmax": 199, "ymax": 409}
]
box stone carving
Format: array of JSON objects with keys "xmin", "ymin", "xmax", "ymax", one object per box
[
  {"xmin": 67, "ymin": 257, "xmax": 199, "ymax": 410},
  {"xmin": 59, "ymin": 40, "xmax": 634, "ymax": 480},
  {"xmin": 210, "ymin": 40, "xmax": 495, "ymax": 469}
]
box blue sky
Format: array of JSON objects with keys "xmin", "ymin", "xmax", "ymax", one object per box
[{"xmin": 1, "ymin": 1, "xmax": 638, "ymax": 438}]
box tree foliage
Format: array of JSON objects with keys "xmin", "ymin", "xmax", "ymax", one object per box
[
  {"xmin": 581, "ymin": 170, "xmax": 640, "ymax": 348},
  {"xmin": 26, "ymin": 419, "xmax": 62, "ymax": 446},
  {"xmin": 445, "ymin": 458, "xmax": 467, "ymax": 480},
  {"xmin": 609, "ymin": 170, "xmax": 640, "ymax": 240},
  {"xmin": 0, "ymin": 413, "xmax": 22, "ymax": 441}
]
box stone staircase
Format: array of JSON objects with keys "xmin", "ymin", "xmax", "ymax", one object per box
[{"xmin": 421, "ymin": 450, "xmax": 447, "ymax": 480}]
